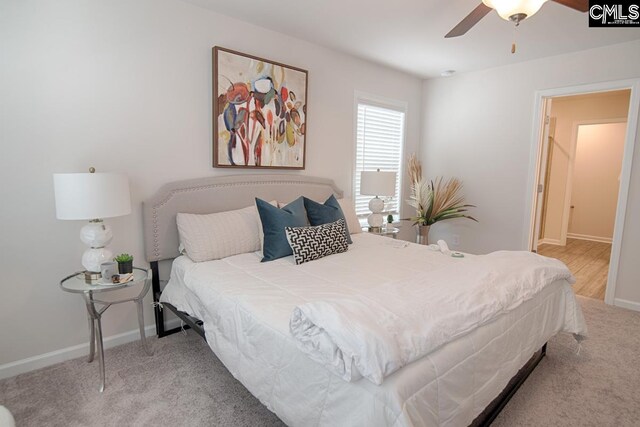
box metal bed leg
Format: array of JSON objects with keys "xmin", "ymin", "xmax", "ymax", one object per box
[
  {"xmin": 150, "ymin": 261, "xmax": 206, "ymax": 340},
  {"xmin": 151, "ymin": 261, "xmax": 166, "ymax": 338}
]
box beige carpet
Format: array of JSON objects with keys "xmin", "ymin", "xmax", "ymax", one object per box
[{"xmin": 1, "ymin": 296, "xmax": 639, "ymax": 426}]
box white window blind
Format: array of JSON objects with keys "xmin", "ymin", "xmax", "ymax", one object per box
[{"xmin": 354, "ymin": 102, "xmax": 405, "ymax": 217}]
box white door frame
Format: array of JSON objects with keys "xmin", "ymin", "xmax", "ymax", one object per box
[
  {"xmin": 561, "ymin": 118, "xmax": 628, "ymax": 245},
  {"xmin": 524, "ymin": 78, "xmax": 640, "ymax": 306}
]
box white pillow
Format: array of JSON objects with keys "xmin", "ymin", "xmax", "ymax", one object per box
[
  {"xmin": 177, "ymin": 205, "xmax": 261, "ymax": 262},
  {"xmin": 337, "ymin": 198, "xmax": 362, "ymax": 234}
]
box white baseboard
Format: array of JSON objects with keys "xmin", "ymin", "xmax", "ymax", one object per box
[
  {"xmin": 567, "ymin": 233, "xmax": 613, "ymax": 244},
  {"xmin": 0, "ymin": 319, "xmax": 181, "ymax": 381},
  {"xmin": 613, "ymin": 298, "xmax": 640, "ymax": 312},
  {"xmin": 538, "ymin": 238, "xmax": 563, "ymax": 246}
]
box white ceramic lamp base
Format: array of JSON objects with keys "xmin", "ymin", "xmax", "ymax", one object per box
[
  {"xmin": 80, "ymin": 221, "xmax": 113, "ymax": 273},
  {"xmin": 367, "ymin": 197, "xmax": 385, "ymax": 231},
  {"xmin": 81, "ymin": 248, "xmax": 113, "ymax": 273}
]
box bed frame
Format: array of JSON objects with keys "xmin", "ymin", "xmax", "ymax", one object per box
[
  {"xmin": 143, "ymin": 175, "xmax": 344, "ymax": 338},
  {"xmin": 142, "ymin": 174, "xmax": 546, "ymax": 427}
]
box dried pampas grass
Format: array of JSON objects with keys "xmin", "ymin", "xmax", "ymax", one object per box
[
  {"xmin": 407, "ymin": 153, "xmax": 422, "ymax": 187},
  {"xmin": 404, "ymin": 153, "xmax": 476, "ymax": 226},
  {"xmin": 406, "ymin": 176, "xmax": 477, "ymax": 226}
]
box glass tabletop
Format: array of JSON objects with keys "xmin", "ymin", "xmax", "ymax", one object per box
[
  {"xmin": 60, "ymin": 267, "xmax": 148, "ymax": 294},
  {"xmin": 363, "ymin": 227, "xmax": 399, "ymax": 235}
]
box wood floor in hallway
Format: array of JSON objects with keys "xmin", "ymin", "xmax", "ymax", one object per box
[{"xmin": 537, "ymin": 238, "xmax": 611, "ymax": 300}]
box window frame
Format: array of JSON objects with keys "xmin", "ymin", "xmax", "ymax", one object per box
[{"xmin": 352, "ymin": 91, "xmax": 408, "ymax": 220}]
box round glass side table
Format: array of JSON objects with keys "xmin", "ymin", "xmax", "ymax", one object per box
[
  {"xmin": 362, "ymin": 226, "xmax": 400, "ymax": 239},
  {"xmin": 60, "ymin": 267, "xmax": 153, "ymax": 392}
]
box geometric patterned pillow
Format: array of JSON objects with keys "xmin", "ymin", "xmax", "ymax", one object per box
[{"xmin": 285, "ymin": 219, "xmax": 349, "ymax": 265}]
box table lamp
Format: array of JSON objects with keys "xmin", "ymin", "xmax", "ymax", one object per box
[
  {"xmin": 360, "ymin": 169, "xmax": 396, "ymax": 232},
  {"xmin": 53, "ymin": 168, "xmax": 131, "ymax": 282}
]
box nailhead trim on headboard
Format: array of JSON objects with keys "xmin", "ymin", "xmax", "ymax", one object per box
[{"xmin": 143, "ymin": 176, "xmax": 343, "ymax": 262}]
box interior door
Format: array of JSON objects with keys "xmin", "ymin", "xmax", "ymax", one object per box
[
  {"xmin": 531, "ymin": 98, "xmax": 553, "ymax": 252},
  {"xmin": 538, "ymin": 116, "xmax": 556, "ymax": 241}
]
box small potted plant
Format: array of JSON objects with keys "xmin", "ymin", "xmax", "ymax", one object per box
[
  {"xmin": 386, "ymin": 214, "xmax": 394, "ymax": 230},
  {"xmin": 114, "ymin": 253, "xmax": 134, "ymax": 274}
]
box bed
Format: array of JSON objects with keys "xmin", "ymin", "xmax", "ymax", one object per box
[{"xmin": 142, "ymin": 174, "xmax": 587, "ymax": 427}]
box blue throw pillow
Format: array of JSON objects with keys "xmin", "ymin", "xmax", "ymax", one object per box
[
  {"xmin": 303, "ymin": 195, "xmax": 353, "ymax": 244},
  {"xmin": 256, "ymin": 197, "xmax": 308, "ymax": 262}
]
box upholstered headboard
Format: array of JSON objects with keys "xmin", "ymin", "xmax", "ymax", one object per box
[{"xmin": 142, "ymin": 174, "xmax": 343, "ymax": 262}]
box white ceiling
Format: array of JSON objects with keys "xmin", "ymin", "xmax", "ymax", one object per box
[{"xmin": 183, "ymin": 0, "xmax": 640, "ymax": 78}]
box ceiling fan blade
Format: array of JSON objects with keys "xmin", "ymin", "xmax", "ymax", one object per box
[
  {"xmin": 551, "ymin": 0, "xmax": 589, "ymax": 12},
  {"xmin": 445, "ymin": 3, "xmax": 493, "ymax": 38}
]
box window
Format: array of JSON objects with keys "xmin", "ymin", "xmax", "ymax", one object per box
[{"xmin": 354, "ymin": 101, "xmax": 405, "ymax": 218}]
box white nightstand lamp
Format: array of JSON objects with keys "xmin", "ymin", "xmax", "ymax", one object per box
[
  {"xmin": 360, "ymin": 169, "xmax": 396, "ymax": 232},
  {"xmin": 53, "ymin": 168, "xmax": 131, "ymax": 282}
]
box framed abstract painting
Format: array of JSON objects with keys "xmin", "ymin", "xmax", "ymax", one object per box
[{"xmin": 213, "ymin": 47, "xmax": 308, "ymax": 169}]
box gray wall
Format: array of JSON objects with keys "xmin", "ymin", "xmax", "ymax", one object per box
[
  {"xmin": 0, "ymin": 0, "xmax": 423, "ymax": 369},
  {"xmin": 421, "ymin": 40, "xmax": 640, "ymax": 309}
]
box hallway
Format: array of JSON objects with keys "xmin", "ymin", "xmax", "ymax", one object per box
[{"xmin": 538, "ymin": 238, "xmax": 611, "ymax": 300}]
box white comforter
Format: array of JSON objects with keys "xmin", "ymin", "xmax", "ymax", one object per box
[
  {"xmin": 160, "ymin": 233, "xmax": 588, "ymax": 426},
  {"xmin": 290, "ymin": 250, "xmax": 585, "ymax": 385}
]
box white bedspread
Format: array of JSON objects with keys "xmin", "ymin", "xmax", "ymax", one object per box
[
  {"xmin": 291, "ymin": 251, "xmax": 586, "ymax": 385},
  {"xmin": 160, "ymin": 233, "xmax": 588, "ymax": 426}
]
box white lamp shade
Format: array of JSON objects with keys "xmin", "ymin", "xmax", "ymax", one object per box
[
  {"xmin": 482, "ymin": 0, "xmax": 548, "ymax": 20},
  {"xmin": 360, "ymin": 170, "xmax": 396, "ymax": 197},
  {"xmin": 53, "ymin": 172, "xmax": 132, "ymax": 220}
]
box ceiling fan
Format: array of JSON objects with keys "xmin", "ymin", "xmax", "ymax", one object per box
[{"xmin": 445, "ymin": 0, "xmax": 589, "ymax": 38}]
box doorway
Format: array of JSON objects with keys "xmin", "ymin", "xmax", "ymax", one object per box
[{"xmin": 529, "ymin": 87, "xmax": 637, "ymax": 303}]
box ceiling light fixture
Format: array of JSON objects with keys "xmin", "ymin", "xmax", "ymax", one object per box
[
  {"xmin": 482, "ymin": 0, "xmax": 548, "ymax": 24},
  {"xmin": 441, "ymin": 70, "xmax": 456, "ymax": 77}
]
